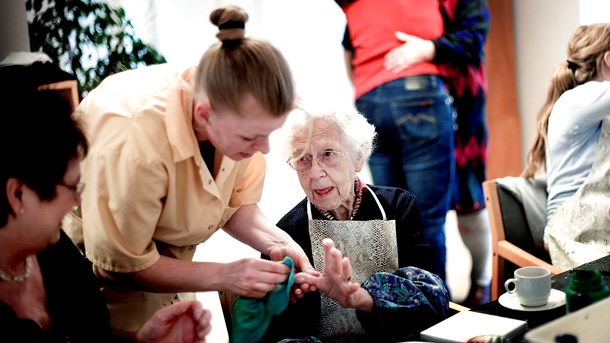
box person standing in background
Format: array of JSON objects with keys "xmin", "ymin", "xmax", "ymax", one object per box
[
  {"xmin": 438, "ymin": 0, "xmax": 491, "ymax": 307},
  {"xmin": 340, "ymin": 0, "xmax": 492, "ymax": 306},
  {"xmin": 391, "ymin": 0, "xmax": 491, "ymax": 306},
  {"xmin": 338, "ymin": 0, "xmax": 456, "ymax": 283}
]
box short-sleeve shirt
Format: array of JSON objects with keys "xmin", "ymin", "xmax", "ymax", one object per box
[{"xmin": 64, "ymin": 63, "xmax": 266, "ymax": 331}]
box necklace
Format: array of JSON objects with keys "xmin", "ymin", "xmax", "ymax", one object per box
[
  {"xmin": 0, "ymin": 255, "xmax": 34, "ymax": 282},
  {"xmin": 316, "ymin": 177, "xmax": 365, "ymax": 221}
]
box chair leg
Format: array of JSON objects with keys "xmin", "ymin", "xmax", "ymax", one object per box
[{"xmin": 491, "ymin": 253, "xmax": 505, "ymax": 301}]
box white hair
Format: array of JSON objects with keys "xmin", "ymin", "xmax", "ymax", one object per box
[{"xmin": 281, "ymin": 104, "xmax": 377, "ymax": 164}]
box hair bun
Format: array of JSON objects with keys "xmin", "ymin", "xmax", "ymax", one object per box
[
  {"xmin": 218, "ymin": 20, "xmax": 245, "ymax": 31},
  {"xmin": 210, "ymin": 6, "xmax": 248, "ymax": 42}
]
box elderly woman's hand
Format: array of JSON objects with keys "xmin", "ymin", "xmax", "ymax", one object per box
[{"xmin": 294, "ymin": 239, "xmax": 374, "ymax": 312}]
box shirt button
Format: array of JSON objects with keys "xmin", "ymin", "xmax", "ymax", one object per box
[
  {"xmin": 188, "ymin": 245, "xmax": 194, "ymax": 250},
  {"xmin": 208, "ymin": 225, "xmax": 213, "ymax": 230},
  {"xmin": 212, "ymin": 196, "xmax": 217, "ymax": 201},
  {"xmin": 221, "ymin": 168, "xmax": 225, "ymax": 172},
  {"xmin": 173, "ymin": 293, "xmax": 179, "ymax": 300}
]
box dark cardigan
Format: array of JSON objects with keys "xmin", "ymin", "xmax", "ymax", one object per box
[{"xmin": 261, "ymin": 184, "xmax": 434, "ymax": 342}]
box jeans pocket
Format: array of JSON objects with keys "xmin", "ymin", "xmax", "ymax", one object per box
[{"xmin": 391, "ymin": 97, "xmax": 445, "ymax": 141}]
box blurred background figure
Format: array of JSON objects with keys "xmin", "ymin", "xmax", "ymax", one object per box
[
  {"xmin": 338, "ymin": 0, "xmax": 456, "ymax": 284},
  {"xmin": 522, "ymin": 23, "xmax": 610, "ymax": 271},
  {"xmin": 436, "ymin": 0, "xmax": 491, "ymax": 307},
  {"xmin": 339, "ymin": 0, "xmax": 492, "ymax": 305}
]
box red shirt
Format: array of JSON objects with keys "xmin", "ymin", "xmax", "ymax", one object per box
[{"xmin": 344, "ymin": 0, "xmax": 444, "ymax": 99}]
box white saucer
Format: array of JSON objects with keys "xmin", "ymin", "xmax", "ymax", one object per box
[{"xmin": 498, "ymin": 289, "xmax": 566, "ymax": 311}]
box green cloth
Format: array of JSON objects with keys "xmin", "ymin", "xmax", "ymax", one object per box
[{"xmin": 231, "ymin": 257, "xmax": 295, "ymax": 343}]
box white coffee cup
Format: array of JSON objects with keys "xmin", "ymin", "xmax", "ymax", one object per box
[{"xmin": 504, "ymin": 266, "xmax": 551, "ymax": 307}]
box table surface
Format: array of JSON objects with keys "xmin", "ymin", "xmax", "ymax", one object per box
[{"xmin": 435, "ymin": 255, "xmax": 610, "ymax": 342}]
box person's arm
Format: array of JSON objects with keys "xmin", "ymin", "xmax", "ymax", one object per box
[
  {"xmin": 431, "ymin": 0, "xmax": 490, "ymax": 65},
  {"xmin": 550, "ymin": 80, "xmax": 610, "ymax": 131},
  {"xmin": 384, "ymin": 0, "xmax": 489, "ymax": 72},
  {"xmin": 222, "ymin": 203, "xmax": 315, "ymax": 275},
  {"xmin": 342, "ymin": 25, "xmax": 355, "ymax": 85},
  {"xmin": 351, "ymin": 187, "xmax": 449, "ymax": 339},
  {"xmin": 87, "ymin": 148, "xmax": 292, "ymax": 298},
  {"xmin": 356, "ymin": 266, "xmax": 450, "ymax": 340},
  {"xmin": 384, "ymin": 32, "xmax": 436, "ymax": 72},
  {"xmin": 97, "ymin": 251, "xmax": 292, "ymax": 299},
  {"xmin": 293, "ymin": 237, "xmax": 449, "ymax": 341},
  {"xmin": 344, "ymin": 50, "xmax": 355, "ymax": 85},
  {"xmin": 223, "ymin": 203, "xmax": 319, "ymax": 299}
]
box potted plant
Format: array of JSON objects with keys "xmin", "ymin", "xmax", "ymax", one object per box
[{"xmin": 26, "ymin": 0, "xmax": 166, "ymax": 99}]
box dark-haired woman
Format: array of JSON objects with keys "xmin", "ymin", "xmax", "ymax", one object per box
[{"xmin": 0, "ymin": 89, "xmax": 211, "ymax": 342}]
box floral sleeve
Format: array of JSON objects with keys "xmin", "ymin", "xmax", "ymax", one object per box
[{"xmin": 356, "ymin": 266, "xmax": 450, "ymax": 340}]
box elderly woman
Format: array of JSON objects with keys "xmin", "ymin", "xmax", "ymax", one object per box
[
  {"xmin": 260, "ymin": 107, "xmax": 450, "ymax": 342},
  {"xmin": 0, "ymin": 87, "xmax": 211, "ymax": 342}
]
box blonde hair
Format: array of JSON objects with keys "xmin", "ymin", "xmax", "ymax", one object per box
[
  {"xmin": 194, "ymin": 6, "xmax": 295, "ymax": 117},
  {"xmin": 523, "ymin": 23, "xmax": 610, "ymax": 178}
]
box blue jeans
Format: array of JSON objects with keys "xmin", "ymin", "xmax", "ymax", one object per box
[{"xmin": 356, "ymin": 75, "xmax": 456, "ymax": 281}]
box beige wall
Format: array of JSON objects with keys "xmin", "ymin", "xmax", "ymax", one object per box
[
  {"xmin": 512, "ymin": 0, "xmax": 610, "ymax": 166},
  {"xmin": 513, "ymin": 0, "xmax": 580, "ymax": 166}
]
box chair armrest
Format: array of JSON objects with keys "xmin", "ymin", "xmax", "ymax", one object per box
[{"xmin": 497, "ymin": 241, "xmax": 563, "ymax": 275}]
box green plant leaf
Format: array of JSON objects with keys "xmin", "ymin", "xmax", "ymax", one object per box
[{"xmin": 26, "ymin": 0, "xmax": 166, "ymax": 100}]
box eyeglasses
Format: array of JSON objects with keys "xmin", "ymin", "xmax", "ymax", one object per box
[
  {"xmin": 59, "ymin": 181, "xmax": 85, "ymax": 200},
  {"xmin": 287, "ymin": 150, "xmax": 347, "ymax": 171}
]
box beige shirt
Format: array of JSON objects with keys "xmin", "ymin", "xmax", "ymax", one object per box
[{"xmin": 64, "ymin": 64, "xmax": 266, "ymax": 330}]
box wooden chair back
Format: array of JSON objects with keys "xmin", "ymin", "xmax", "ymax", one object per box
[{"xmin": 483, "ymin": 178, "xmax": 562, "ymax": 301}]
